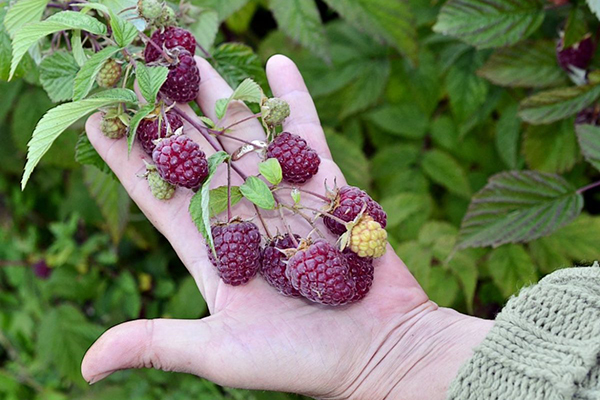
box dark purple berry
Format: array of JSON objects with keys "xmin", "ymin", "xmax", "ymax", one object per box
[
  {"xmin": 144, "ymin": 27, "xmax": 197, "ymax": 63},
  {"xmin": 324, "ymin": 186, "xmax": 387, "ymax": 236},
  {"xmin": 344, "ymin": 250, "xmax": 374, "ymax": 302},
  {"xmin": 152, "ymin": 134, "xmax": 208, "ymax": 189},
  {"xmin": 261, "ymin": 234, "xmax": 301, "ymax": 297},
  {"xmin": 137, "ymin": 110, "xmax": 184, "ymax": 155},
  {"xmin": 266, "ymin": 132, "xmax": 320, "ymax": 184},
  {"xmin": 160, "ymin": 48, "xmax": 200, "ymax": 103},
  {"xmin": 557, "ymin": 35, "xmax": 596, "ymax": 73}
]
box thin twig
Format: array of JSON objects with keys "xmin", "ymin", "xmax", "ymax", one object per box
[
  {"xmin": 62, "ymin": 31, "xmax": 72, "ymax": 51},
  {"xmin": 278, "ymin": 206, "xmax": 298, "ymax": 247},
  {"xmin": 577, "ymin": 180, "xmax": 600, "ymax": 194},
  {"xmin": 139, "ymin": 31, "xmax": 173, "ymax": 63},
  {"xmin": 300, "ymin": 205, "xmax": 347, "ymax": 225},
  {"xmin": 196, "ymin": 42, "xmax": 211, "ymax": 59},
  {"xmin": 227, "ymin": 159, "xmax": 232, "ymax": 222},
  {"xmin": 277, "ymin": 186, "xmax": 329, "ymax": 202},
  {"xmin": 280, "ymin": 203, "xmax": 325, "ymax": 238},
  {"xmin": 223, "ymin": 112, "xmax": 262, "ymax": 131}
]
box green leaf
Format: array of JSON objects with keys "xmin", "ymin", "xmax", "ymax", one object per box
[
  {"xmin": 128, "ymin": 104, "xmax": 155, "ymax": 154},
  {"xmin": 189, "ymin": 9, "xmax": 219, "ymax": 51},
  {"xmin": 365, "ymin": 103, "xmax": 428, "ymax": 139},
  {"xmin": 70, "ymin": 30, "xmax": 86, "ymax": 67},
  {"xmin": 4, "ymin": 0, "xmax": 50, "ymax": 38},
  {"xmin": 495, "ymin": 103, "xmax": 521, "ymax": 169},
  {"xmin": 381, "ymin": 193, "xmax": 431, "ymax": 228},
  {"xmin": 448, "ymin": 252, "xmax": 478, "ymax": 313},
  {"xmin": 0, "ymin": 30, "xmax": 12, "ymax": 81},
  {"xmin": 457, "ymin": 171, "xmax": 584, "ymax": 249},
  {"xmin": 523, "ymin": 118, "xmax": 580, "ymax": 173},
  {"xmin": 39, "ymin": 51, "xmax": 80, "ymax": 102},
  {"xmin": 37, "ymin": 304, "xmax": 103, "ymax": 383},
  {"xmin": 209, "ymin": 186, "xmax": 243, "ymax": 217},
  {"xmin": 21, "ymin": 89, "xmax": 137, "ymax": 189},
  {"xmin": 108, "ymin": 10, "xmax": 138, "ymax": 47},
  {"xmin": 427, "ymin": 267, "xmax": 460, "ymax": 307},
  {"xmin": 211, "ymin": 42, "xmax": 267, "ymax": 88},
  {"xmin": 72, "ymin": 46, "xmax": 121, "ymax": 101},
  {"xmin": 240, "ymin": 176, "xmax": 275, "ymax": 209},
  {"xmin": 215, "ymin": 98, "xmax": 228, "ymax": 120},
  {"xmin": 576, "ymin": 123, "xmax": 600, "ymax": 172},
  {"xmin": 164, "ymin": 277, "xmax": 207, "ymax": 318},
  {"xmin": 194, "ymin": 0, "xmax": 250, "ymax": 21},
  {"xmin": 75, "ymin": 132, "xmax": 111, "ymax": 174},
  {"xmin": 269, "ymin": 0, "xmax": 330, "ymax": 61},
  {"xmin": 136, "ymin": 64, "xmax": 168, "ymax": 104},
  {"xmin": 325, "ymin": 129, "xmax": 370, "ymax": 189},
  {"xmin": 232, "ymin": 78, "xmax": 262, "ymax": 103},
  {"xmin": 258, "ymin": 158, "xmax": 282, "ymax": 185},
  {"xmin": 487, "ymin": 244, "xmax": 537, "ymax": 297},
  {"xmin": 84, "ymin": 166, "xmax": 130, "ymax": 243},
  {"xmin": 322, "ymin": 0, "xmax": 417, "ymax": 62},
  {"xmin": 433, "ymin": 0, "xmax": 544, "ymax": 49},
  {"xmin": 445, "ymin": 50, "xmax": 488, "ymax": 125},
  {"xmin": 563, "ymin": 6, "xmax": 587, "ymax": 49},
  {"xmin": 478, "ymin": 41, "xmax": 567, "ymax": 88},
  {"xmin": 519, "ymin": 73, "xmax": 600, "ymax": 124},
  {"xmin": 10, "ymin": 11, "xmax": 107, "ymax": 79},
  {"xmin": 396, "ymin": 241, "xmax": 432, "ymax": 288},
  {"xmin": 421, "ymin": 149, "xmax": 471, "ymax": 198}
]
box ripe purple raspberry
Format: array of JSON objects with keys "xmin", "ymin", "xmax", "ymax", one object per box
[
  {"xmin": 266, "ymin": 132, "xmax": 320, "ymax": 184},
  {"xmin": 324, "ymin": 186, "xmax": 387, "ymax": 236},
  {"xmin": 152, "ymin": 134, "xmax": 208, "ymax": 189},
  {"xmin": 261, "ymin": 234, "xmax": 301, "ymax": 297},
  {"xmin": 144, "ymin": 27, "xmax": 197, "ymax": 63},
  {"xmin": 160, "ymin": 48, "xmax": 200, "ymax": 103},
  {"xmin": 208, "ymin": 221, "xmax": 262, "ymax": 286},
  {"xmin": 344, "ymin": 250, "xmax": 374, "ymax": 302},
  {"xmin": 137, "ymin": 110, "xmax": 184, "ymax": 154},
  {"xmin": 556, "ymin": 34, "xmax": 596, "ymax": 73},
  {"xmin": 286, "ymin": 240, "xmax": 356, "ymax": 306}
]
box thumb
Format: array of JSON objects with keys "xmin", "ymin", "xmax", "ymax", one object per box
[{"xmin": 82, "ymin": 318, "xmax": 216, "ymax": 384}]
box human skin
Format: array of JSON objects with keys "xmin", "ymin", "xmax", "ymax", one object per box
[{"xmin": 82, "ymin": 54, "xmax": 494, "ymax": 400}]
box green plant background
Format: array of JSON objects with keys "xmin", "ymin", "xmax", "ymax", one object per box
[{"xmin": 2, "ymin": 0, "xmax": 600, "ymax": 399}]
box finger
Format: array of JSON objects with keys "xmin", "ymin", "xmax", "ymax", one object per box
[
  {"xmin": 85, "ymin": 114, "xmax": 220, "ymax": 297},
  {"xmin": 265, "ymin": 54, "xmax": 331, "ymax": 159},
  {"xmin": 194, "ymin": 57, "xmax": 266, "ymax": 154},
  {"xmin": 82, "ymin": 318, "xmax": 218, "ymax": 384}
]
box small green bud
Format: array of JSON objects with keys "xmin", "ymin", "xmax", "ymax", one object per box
[
  {"xmin": 146, "ymin": 165, "xmax": 175, "ymax": 200},
  {"xmin": 100, "ymin": 112, "xmax": 128, "ymax": 139},
  {"xmin": 137, "ymin": 0, "xmax": 163, "ymax": 22},
  {"xmin": 261, "ymin": 98, "xmax": 290, "ymax": 127},
  {"xmin": 96, "ymin": 59, "xmax": 122, "ymax": 88}
]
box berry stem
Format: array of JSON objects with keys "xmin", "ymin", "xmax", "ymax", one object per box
[
  {"xmin": 577, "ymin": 180, "xmax": 600, "ymax": 194},
  {"xmin": 227, "ymin": 159, "xmax": 232, "ymax": 222},
  {"xmin": 300, "ymin": 205, "xmax": 348, "ymax": 225},
  {"xmin": 279, "ymin": 203, "xmax": 325, "ymax": 238},
  {"xmin": 223, "ymin": 112, "xmax": 262, "ymax": 131},
  {"xmin": 139, "ymin": 31, "xmax": 173, "ymax": 63},
  {"xmin": 276, "ymin": 186, "xmax": 329, "ymax": 202},
  {"xmin": 196, "ymin": 42, "xmax": 211, "ymax": 59},
  {"xmin": 62, "ymin": 31, "xmax": 72, "ymax": 51},
  {"xmin": 277, "ymin": 206, "xmax": 299, "ymax": 247}
]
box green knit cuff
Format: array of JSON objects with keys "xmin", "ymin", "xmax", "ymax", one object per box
[{"xmin": 447, "ymin": 264, "xmax": 600, "ymax": 400}]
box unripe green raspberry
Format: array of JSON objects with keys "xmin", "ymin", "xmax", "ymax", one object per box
[
  {"xmin": 349, "ymin": 215, "xmax": 387, "ymax": 258},
  {"xmin": 96, "ymin": 59, "xmax": 122, "ymax": 88},
  {"xmin": 158, "ymin": 5, "xmax": 177, "ymax": 27},
  {"xmin": 261, "ymin": 98, "xmax": 290, "ymax": 127},
  {"xmin": 100, "ymin": 113, "xmax": 127, "ymax": 139},
  {"xmin": 146, "ymin": 165, "xmax": 175, "ymax": 200},
  {"xmin": 137, "ymin": 0, "xmax": 163, "ymax": 22}
]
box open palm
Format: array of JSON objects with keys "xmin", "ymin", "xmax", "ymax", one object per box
[{"xmin": 82, "ymin": 55, "xmax": 492, "ymax": 400}]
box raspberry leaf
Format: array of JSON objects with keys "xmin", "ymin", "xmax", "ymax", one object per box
[
  {"xmin": 136, "ymin": 64, "xmax": 168, "ymax": 104},
  {"xmin": 4, "ymin": 0, "xmax": 49, "ymax": 38},
  {"xmin": 562, "ymin": 7, "xmax": 588, "ymax": 49},
  {"xmin": 215, "ymin": 78, "xmax": 262, "ymax": 120},
  {"xmin": 240, "ymin": 176, "xmax": 276, "ymax": 210},
  {"xmin": 209, "ymin": 186, "xmax": 243, "ymax": 217},
  {"xmin": 108, "ymin": 10, "xmax": 138, "ymax": 48},
  {"xmin": 258, "ymin": 158, "xmax": 282, "ymax": 185},
  {"xmin": 22, "ymin": 89, "xmax": 137, "ymax": 189},
  {"xmin": 523, "ymin": 119, "xmax": 580, "ymax": 173},
  {"xmin": 421, "ymin": 149, "xmax": 471, "ymax": 199},
  {"xmin": 75, "ymin": 132, "xmax": 112, "ymax": 175},
  {"xmin": 433, "ymin": 0, "xmax": 544, "ymax": 49},
  {"xmin": 518, "ymin": 72, "xmax": 600, "ymax": 124},
  {"xmin": 478, "ymin": 41, "xmax": 567, "ymax": 88},
  {"xmin": 575, "ymin": 124, "xmax": 600, "ymax": 173},
  {"xmin": 10, "ymin": 11, "xmax": 107, "ymax": 79},
  {"xmin": 486, "ymin": 244, "xmax": 537, "ymax": 298},
  {"xmin": 72, "ymin": 46, "xmax": 121, "ymax": 101},
  {"xmin": 39, "ymin": 51, "xmax": 80, "ymax": 102},
  {"xmin": 495, "ymin": 103, "xmax": 521, "ymax": 170},
  {"xmin": 456, "ymin": 171, "xmax": 584, "ymax": 249},
  {"xmin": 70, "ymin": 30, "xmax": 87, "ymax": 67},
  {"xmin": 127, "ymin": 104, "xmax": 156, "ymax": 154},
  {"xmin": 211, "ymin": 42, "xmax": 266, "ymax": 88},
  {"xmin": 189, "ymin": 9, "xmax": 219, "ymax": 51}
]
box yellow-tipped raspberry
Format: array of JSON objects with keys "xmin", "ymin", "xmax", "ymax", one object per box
[{"xmin": 349, "ymin": 215, "xmax": 387, "ymax": 258}]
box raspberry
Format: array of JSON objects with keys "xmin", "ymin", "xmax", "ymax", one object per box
[
  {"xmin": 144, "ymin": 27, "xmax": 196, "ymax": 63},
  {"xmin": 344, "ymin": 250, "xmax": 374, "ymax": 302},
  {"xmin": 152, "ymin": 134, "xmax": 208, "ymax": 189},
  {"xmin": 324, "ymin": 186, "xmax": 387, "ymax": 236},
  {"xmin": 160, "ymin": 49, "xmax": 200, "ymax": 103},
  {"xmin": 266, "ymin": 132, "xmax": 320, "ymax": 184},
  {"xmin": 100, "ymin": 113, "xmax": 127, "ymax": 139},
  {"xmin": 146, "ymin": 165, "xmax": 175, "ymax": 200},
  {"xmin": 349, "ymin": 215, "xmax": 387, "ymax": 258},
  {"xmin": 557, "ymin": 34, "xmax": 595, "ymax": 73},
  {"xmin": 137, "ymin": 110, "xmax": 183, "ymax": 154},
  {"xmin": 137, "ymin": 0, "xmax": 162, "ymax": 23},
  {"xmin": 261, "ymin": 234, "xmax": 301, "ymax": 297},
  {"xmin": 286, "ymin": 240, "xmax": 356, "ymax": 306},
  {"xmin": 261, "ymin": 98, "xmax": 290, "ymax": 127},
  {"xmin": 96, "ymin": 59, "xmax": 121, "ymax": 88},
  {"xmin": 33, "ymin": 260, "xmax": 52, "ymax": 280},
  {"xmin": 208, "ymin": 221, "xmax": 262, "ymax": 286}
]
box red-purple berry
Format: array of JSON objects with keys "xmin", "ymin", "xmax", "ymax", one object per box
[
  {"xmin": 324, "ymin": 186, "xmax": 387, "ymax": 236},
  {"xmin": 266, "ymin": 132, "xmax": 320, "ymax": 184},
  {"xmin": 575, "ymin": 106, "xmax": 600, "ymax": 126},
  {"xmin": 144, "ymin": 27, "xmax": 197, "ymax": 63},
  {"xmin": 160, "ymin": 49, "xmax": 200, "ymax": 103},
  {"xmin": 344, "ymin": 250, "xmax": 374, "ymax": 302},
  {"xmin": 286, "ymin": 240, "xmax": 356, "ymax": 306},
  {"xmin": 208, "ymin": 221, "xmax": 262, "ymax": 286},
  {"xmin": 557, "ymin": 35, "xmax": 596, "ymax": 73},
  {"xmin": 137, "ymin": 110, "xmax": 184, "ymax": 154},
  {"xmin": 261, "ymin": 234, "xmax": 301, "ymax": 297},
  {"xmin": 152, "ymin": 134, "xmax": 208, "ymax": 189}
]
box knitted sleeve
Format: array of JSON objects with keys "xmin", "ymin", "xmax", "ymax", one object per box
[{"xmin": 447, "ymin": 265, "xmax": 600, "ymax": 400}]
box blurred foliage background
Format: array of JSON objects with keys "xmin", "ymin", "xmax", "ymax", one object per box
[{"xmin": 2, "ymin": 0, "xmax": 600, "ymax": 398}]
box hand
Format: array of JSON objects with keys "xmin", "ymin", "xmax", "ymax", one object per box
[{"xmin": 81, "ymin": 55, "xmax": 493, "ymax": 400}]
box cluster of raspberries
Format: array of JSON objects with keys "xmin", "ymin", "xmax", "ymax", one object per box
[{"xmin": 207, "ymin": 185, "xmax": 387, "ymax": 306}]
